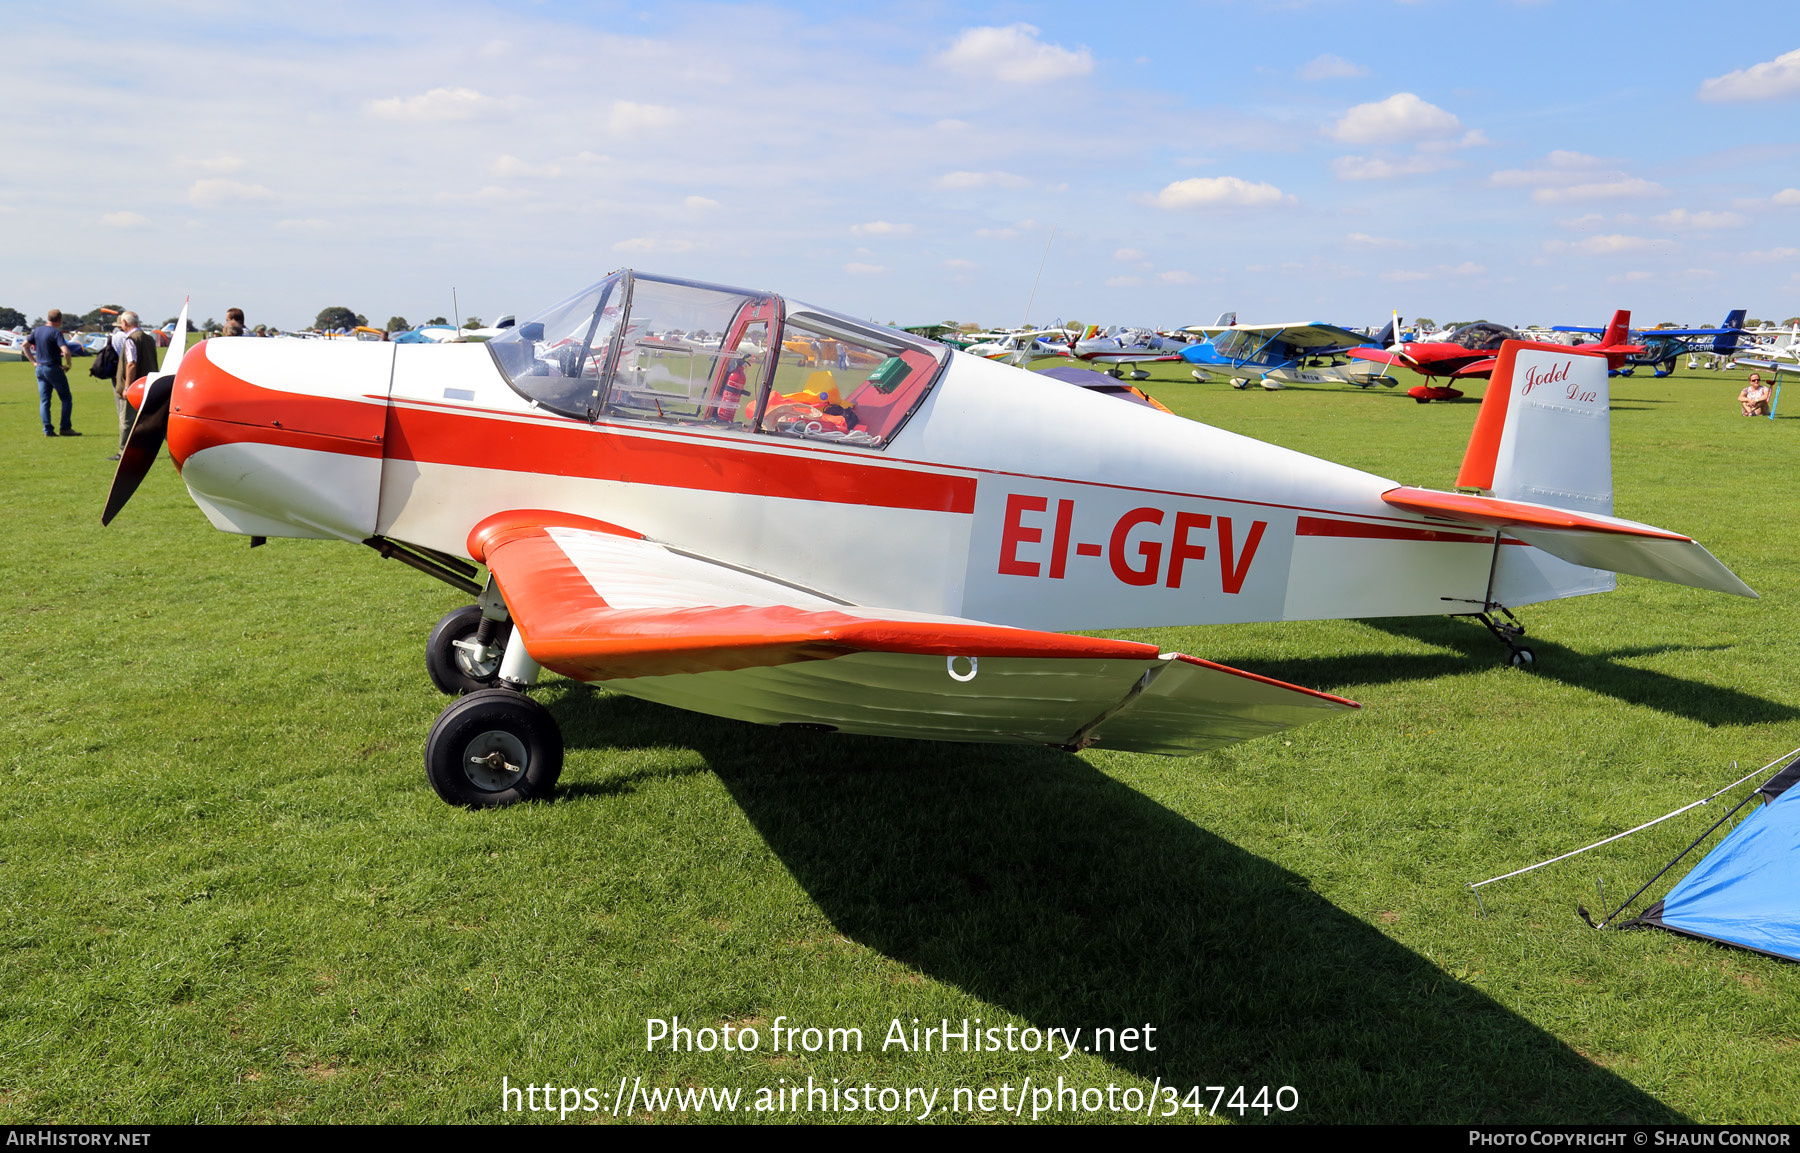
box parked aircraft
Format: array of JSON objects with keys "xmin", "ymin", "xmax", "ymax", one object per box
[
  {"xmin": 1181, "ymin": 313, "xmax": 1396, "ymax": 390},
  {"xmin": 963, "ymin": 328, "xmax": 1072, "ymax": 366},
  {"xmin": 1069, "ymin": 326, "xmax": 1194, "ymax": 379},
  {"xmin": 106, "ymin": 274, "xmax": 1751, "ymax": 808},
  {"xmin": 1552, "ymin": 310, "xmax": 1748, "ymax": 377},
  {"xmin": 1351, "ymin": 310, "xmax": 1644, "ymax": 401}
]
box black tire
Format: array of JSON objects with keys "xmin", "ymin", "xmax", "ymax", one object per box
[
  {"xmin": 424, "ymin": 688, "xmax": 563, "ymax": 808},
  {"xmin": 426, "ymin": 605, "xmax": 512, "ymax": 695},
  {"xmin": 1509, "ymin": 647, "xmax": 1536, "ymax": 669}
]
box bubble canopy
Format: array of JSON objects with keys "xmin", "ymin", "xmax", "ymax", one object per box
[{"xmin": 487, "ymin": 271, "xmax": 949, "ymax": 450}]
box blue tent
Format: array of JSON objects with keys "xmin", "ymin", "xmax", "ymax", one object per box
[{"xmin": 1624, "ymin": 758, "xmax": 1800, "ymax": 962}]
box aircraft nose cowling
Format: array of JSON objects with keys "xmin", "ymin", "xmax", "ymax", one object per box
[{"xmin": 165, "ymin": 338, "xmax": 393, "ymax": 541}]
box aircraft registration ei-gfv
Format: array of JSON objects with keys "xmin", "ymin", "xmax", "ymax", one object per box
[{"xmin": 106, "ymin": 270, "xmax": 1754, "ymax": 808}]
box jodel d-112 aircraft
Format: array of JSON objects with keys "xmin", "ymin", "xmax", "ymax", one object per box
[{"xmin": 105, "ymin": 271, "xmax": 1753, "ymax": 808}]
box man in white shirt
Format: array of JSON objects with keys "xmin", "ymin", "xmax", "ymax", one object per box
[{"xmin": 109, "ymin": 311, "xmax": 159, "ymax": 461}]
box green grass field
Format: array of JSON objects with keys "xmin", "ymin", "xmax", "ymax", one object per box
[{"xmin": 1, "ymin": 350, "xmax": 1795, "ymax": 1124}]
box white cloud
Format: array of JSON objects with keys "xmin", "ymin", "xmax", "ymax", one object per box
[
  {"xmin": 102, "ymin": 211, "xmax": 147, "ymax": 228},
  {"xmin": 606, "ymin": 100, "xmax": 680, "ymax": 134},
  {"xmin": 942, "ymin": 258, "xmax": 978, "ymax": 270},
  {"xmin": 1491, "ymin": 152, "xmax": 1665, "ymax": 203},
  {"xmin": 684, "ymin": 196, "xmax": 720, "ymax": 209},
  {"xmin": 1114, "ymin": 248, "xmax": 1145, "ymax": 261},
  {"xmin": 1743, "ymin": 247, "xmax": 1800, "ymax": 263},
  {"xmin": 275, "ymin": 218, "xmax": 328, "ymax": 231},
  {"xmin": 1557, "ymin": 213, "xmax": 1608, "ymax": 229},
  {"xmin": 489, "ymin": 154, "xmax": 563, "ymax": 178},
  {"xmin": 852, "ymin": 220, "xmax": 910, "ymax": 236},
  {"xmin": 187, "ymin": 179, "xmax": 273, "ymax": 205},
  {"xmin": 1148, "ymin": 176, "xmax": 1292, "ymax": 209},
  {"xmin": 1158, "ymin": 270, "xmax": 1195, "ymax": 285},
  {"xmin": 612, "ymin": 237, "xmax": 694, "ymax": 253},
  {"xmin": 368, "ymin": 86, "xmax": 500, "ymax": 121},
  {"xmin": 1607, "ymin": 270, "xmax": 1654, "ymax": 283},
  {"xmin": 844, "ymin": 262, "xmax": 886, "ymax": 275},
  {"xmin": 1654, "ymin": 209, "xmax": 1747, "ymax": 230},
  {"xmin": 1772, "ymin": 188, "xmax": 1800, "ymax": 205},
  {"xmin": 1345, "ymin": 232, "xmax": 1413, "ymax": 248},
  {"xmin": 1332, "ymin": 154, "xmax": 1450, "ymax": 180},
  {"xmin": 1379, "ymin": 262, "xmax": 1485, "ymax": 283},
  {"xmin": 196, "ymin": 156, "xmax": 244, "ymax": 173},
  {"xmin": 935, "ymin": 170, "xmax": 1030, "ymax": 190},
  {"xmin": 1545, "ymin": 234, "xmax": 1651, "ymax": 255},
  {"xmin": 936, "ymin": 24, "xmax": 1093, "ymax": 84},
  {"xmin": 1329, "ymin": 93, "xmax": 1461, "ymax": 145},
  {"xmin": 1105, "ymin": 276, "xmax": 1143, "ymax": 287},
  {"xmin": 975, "ymin": 227, "xmax": 1018, "ymax": 239},
  {"xmin": 1299, "ymin": 54, "xmax": 1369, "ymax": 81},
  {"xmin": 1533, "ymin": 179, "xmax": 1664, "ymax": 204},
  {"xmin": 1698, "ymin": 48, "xmax": 1800, "ymax": 102}
]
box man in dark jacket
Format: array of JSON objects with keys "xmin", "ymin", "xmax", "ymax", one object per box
[{"xmin": 24, "ymin": 308, "xmax": 78, "ymax": 437}]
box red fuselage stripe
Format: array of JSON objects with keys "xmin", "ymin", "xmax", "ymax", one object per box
[
  {"xmin": 381, "ymin": 404, "xmax": 977, "ymax": 514},
  {"xmin": 1295, "ymin": 515, "xmax": 1493, "ymax": 544}
]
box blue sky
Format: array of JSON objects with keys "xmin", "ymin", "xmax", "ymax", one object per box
[{"xmin": 4, "ymin": 0, "xmax": 1798, "ymax": 331}]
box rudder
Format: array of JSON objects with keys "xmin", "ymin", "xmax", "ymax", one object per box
[{"xmin": 1456, "ymin": 341, "xmax": 1616, "ymax": 604}]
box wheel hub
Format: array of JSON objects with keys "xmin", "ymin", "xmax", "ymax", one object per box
[
  {"xmin": 452, "ymin": 636, "xmax": 503, "ymax": 679},
  {"xmin": 461, "ymin": 729, "xmax": 528, "ymax": 791}
]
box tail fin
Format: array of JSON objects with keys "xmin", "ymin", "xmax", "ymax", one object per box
[
  {"xmin": 1215, "ymin": 311, "xmax": 1236, "ymax": 327},
  {"xmin": 1371, "ymin": 317, "xmax": 1395, "ymax": 347},
  {"xmin": 1456, "ymin": 340, "xmax": 1617, "ymax": 603},
  {"xmin": 1715, "ymin": 308, "xmax": 1748, "ymax": 354},
  {"xmin": 1599, "ymin": 308, "xmax": 1630, "ymax": 347}
]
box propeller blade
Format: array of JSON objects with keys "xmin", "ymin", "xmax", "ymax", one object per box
[
  {"xmin": 101, "ymin": 372, "xmax": 175, "ymax": 526},
  {"xmin": 103, "ymin": 299, "xmax": 190, "ymax": 527}
]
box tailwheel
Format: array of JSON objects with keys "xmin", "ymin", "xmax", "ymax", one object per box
[
  {"xmin": 1472, "ymin": 606, "xmax": 1535, "ymax": 670},
  {"xmin": 425, "ymin": 688, "xmax": 563, "ymax": 808},
  {"xmin": 426, "ymin": 604, "xmax": 512, "ymax": 695}
]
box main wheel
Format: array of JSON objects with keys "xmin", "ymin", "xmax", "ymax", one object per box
[
  {"xmin": 425, "ymin": 688, "xmax": 564, "ymax": 808},
  {"xmin": 426, "ymin": 605, "xmax": 512, "ymax": 695}
]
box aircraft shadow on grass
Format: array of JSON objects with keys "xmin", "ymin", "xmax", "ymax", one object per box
[
  {"xmin": 548, "ymin": 688, "xmax": 1684, "ymax": 1124},
  {"xmin": 1237, "ymin": 616, "xmax": 1795, "ymax": 729}
]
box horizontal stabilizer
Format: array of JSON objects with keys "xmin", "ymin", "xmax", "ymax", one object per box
[
  {"xmin": 469, "ymin": 511, "xmax": 1357, "ymax": 753},
  {"xmin": 1382, "ymin": 487, "xmax": 1756, "ymax": 598}
]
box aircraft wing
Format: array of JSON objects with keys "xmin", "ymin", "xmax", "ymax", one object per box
[
  {"xmin": 1449, "ymin": 358, "xmax": 1498, "ymax": 379},
  {"xmin": 467, "ymin": 511, "xmax": 1356, "ymax": 754},
  {"xmin": 1183, "ymin": 322, "xmax": 1371, "ymax": 350}
]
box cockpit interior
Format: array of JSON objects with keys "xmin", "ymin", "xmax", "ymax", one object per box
[{"xmin": 488, "ymin": 271, "xmax": 948, "ymax": 450}]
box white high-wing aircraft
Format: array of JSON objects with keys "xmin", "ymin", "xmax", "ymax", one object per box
[
  {"xmin": 107, "ymin": 270, "xmax": 1753, "ymax": 808},
  {"xmin": 962, "ymin": 328, "xmax": 1073, "ymax": 366},
  {"xmin": 1182, "ymin": 313, "xmax": 1396, "ymax": 390},
  {"xmin": 1735, "ymin": 327, "xmax": 1800, "ymax": 379},
  {"xmin": 1069, "ymin": 326, "xmax": 1194, "ymax": 380}
]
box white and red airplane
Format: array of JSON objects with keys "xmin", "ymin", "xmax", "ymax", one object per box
[{"xmin": 107, "ymin": 271, "xmax": 1754, "ymax": 808}]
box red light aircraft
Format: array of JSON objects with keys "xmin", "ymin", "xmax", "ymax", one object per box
[
  {"xmin": 1350, "ymin": 311, "xmax": 1644, "ymax": 403},
  {"xmin": 106, "ymin": 273, "xmax": 1751, "ymax": 808}
]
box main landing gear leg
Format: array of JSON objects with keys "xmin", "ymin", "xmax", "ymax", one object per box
[
  {"xmin": 1471, "ymin": 605, "xmax": 1535, "ymax": 668},
  {"xmin": 423, "ymin": 579, "xmax": 563, "ymax": 807},
  {"xmin": 426, "ymin": 578, "xmax": 513, "ymax": 695}
]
